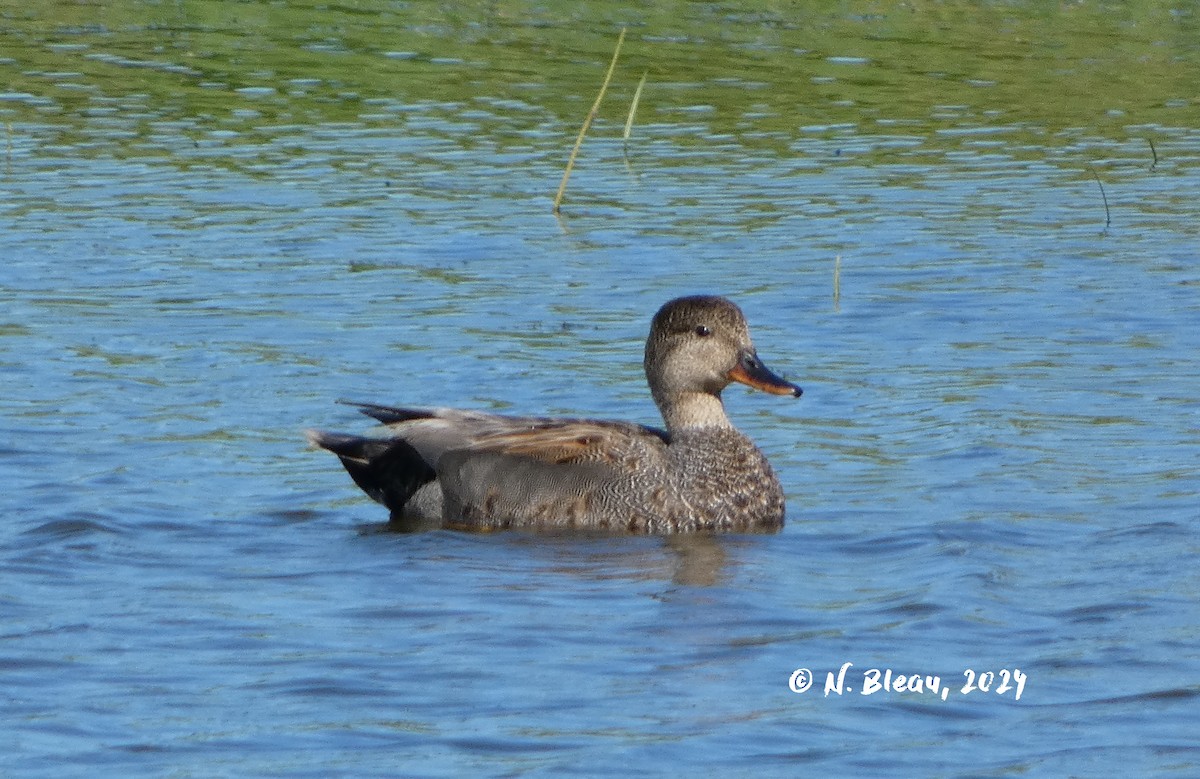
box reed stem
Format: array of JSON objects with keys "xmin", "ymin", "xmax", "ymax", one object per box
[
  {"xmin": 623, "ymin": 70, "xmax": 648, "ymax": 148},
  {"xmin": 833, "ymin": 254, "xmax": 842, "ymax": 311},
  {"xmin": 553, "ymin": 27, "xmax": 627, "ymax": 214}
]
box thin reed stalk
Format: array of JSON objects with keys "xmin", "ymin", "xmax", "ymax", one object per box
[
  {"xmin": 623, "ymin": 70, "xmax": 648, "ymax": 148},
  {"xmin": 553, "ymin": 28, "xmax": 626, "ymax": 214},
  {"xmin": 833, "ymin": 255, "xmax": 842, "ymax": 311},
  {"xmin": 1088, "ymin": 165, "xmax": 1111, "ymax": 229}
]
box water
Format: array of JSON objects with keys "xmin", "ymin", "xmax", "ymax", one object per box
[{"xmin": 3, "ymin": 2, "xmax": 1199, "ymax": 776}]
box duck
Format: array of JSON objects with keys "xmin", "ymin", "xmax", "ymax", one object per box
[{"xmin": 306, "ymin": 295, "xmax": 801, "ymax": 533}]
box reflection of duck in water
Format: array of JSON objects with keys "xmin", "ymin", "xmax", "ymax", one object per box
[
  {"xmin": 533, "ymin": 534, "xmax": 732, "ymax": 589},
  {"xmin": 308, "ymin": 295, "xmax": 801, "ymax": 533}
]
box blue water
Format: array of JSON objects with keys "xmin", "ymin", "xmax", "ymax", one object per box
[{"xmin": 4, "ymin": 16, "xmax": 1200, "ymax": 779}]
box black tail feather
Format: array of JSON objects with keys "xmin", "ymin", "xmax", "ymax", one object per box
[
  {"xmin": 306, "ymin": 430, "xmax": 435, "ymax": 514},
  {"xmin": 336, "ymin": 400, "xmax": 436, "ymax": 426}
]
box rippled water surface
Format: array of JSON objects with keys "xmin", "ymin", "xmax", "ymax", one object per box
[{"xmin": 3, "ymin": 2, "xmax": 1199, "ymax": 776}]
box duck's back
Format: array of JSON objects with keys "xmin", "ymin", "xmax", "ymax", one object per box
[
  {"xmin": 437, "ymin": 417, "xmax": 672, "ymax": 532},
  {"xmin": 439, "ymin": 423, "xmax": 785, "ymax": 533}
]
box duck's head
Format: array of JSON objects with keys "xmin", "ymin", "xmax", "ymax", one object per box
[{"xmin": 644, "ymin": 295, "xmax": 801, "ymax": 426}]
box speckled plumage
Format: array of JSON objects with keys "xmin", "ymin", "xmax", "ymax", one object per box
[{"xmin": 307, "ymin": 295, "xmax": 802, "ymax": 533}]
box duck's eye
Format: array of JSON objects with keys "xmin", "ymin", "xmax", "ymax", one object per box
[{"xmin": 694, "ymin": 325, "xmax": 712, "ymax": 337}]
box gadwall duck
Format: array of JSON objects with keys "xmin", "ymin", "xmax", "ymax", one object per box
[{"xmin": 307, "ymin": 295, "xmax": 801, "ymax": 533}]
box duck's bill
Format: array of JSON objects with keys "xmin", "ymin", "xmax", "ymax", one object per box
[{"xmin": 728, "ymin": 351, "xmax": 803, "ymax": 397}]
